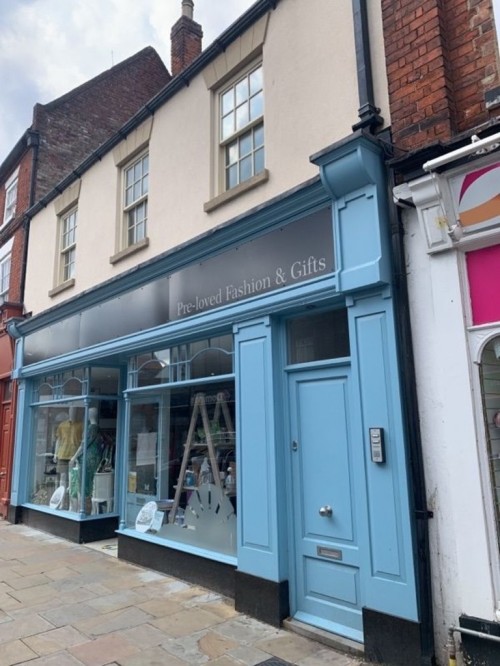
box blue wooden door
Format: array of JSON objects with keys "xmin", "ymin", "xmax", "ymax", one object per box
[{"xmin": 288, "ymin": 366, "xmax": 364, "ymax": 643}]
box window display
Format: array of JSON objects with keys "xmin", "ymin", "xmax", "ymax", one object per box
[
  {"xmin": 29, "ymin": 368, "xmax": 119, "ymax": 516},
  {"xmin": 126, "ymin": 335, "xmax": 236, "ymax": 556}
]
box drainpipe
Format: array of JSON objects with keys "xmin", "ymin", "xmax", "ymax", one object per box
[
  {"xmin": 351, "ymin": 0, "xmax": 384, "ymax": 133},
  {"xmin": 19, "ymin": 130, "xmax": 39, "ymax": 305},
  {"xmin": 386, "ymin": 163, "xmax": 435, "ymax": 664}
]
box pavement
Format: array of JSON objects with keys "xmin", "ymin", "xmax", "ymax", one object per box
[{"xmin": 0, "ymin": 520, "xmax": 368, "ymax": 666}]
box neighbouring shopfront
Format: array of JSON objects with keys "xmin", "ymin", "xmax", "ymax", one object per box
[
  {"xmin": 8, "ymin": 135, "xmax": 423, "ymax": 658},
  {"xmin": 401, "ymin": 143, "xmax": 500, "ymax": 665}
]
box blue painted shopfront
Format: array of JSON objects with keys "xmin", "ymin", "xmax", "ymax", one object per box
[{"xmin": 9, "ymin": 133, "xmax": 419, "ymax": 647}]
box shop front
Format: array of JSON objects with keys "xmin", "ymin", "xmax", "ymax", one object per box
[
  {"xmin": 399, "ymin": 140, "xmax": 500, "ymax": 664},
  {"xmin": 9, "ymin": 135, "xmax": 423, "ymax": 658}
]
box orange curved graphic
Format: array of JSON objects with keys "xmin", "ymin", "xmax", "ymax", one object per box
[
  {"xmin": 459, "ymin": 194, "xmax": 500, "ymax": 227},
  {"xmin": 458, "ymin": 162, "xmax": 500, "ymax": 227}
]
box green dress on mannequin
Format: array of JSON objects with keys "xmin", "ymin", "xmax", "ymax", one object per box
[{"xmin": 70, "ymin": 407, "xmax": 103, "ymax": 512}]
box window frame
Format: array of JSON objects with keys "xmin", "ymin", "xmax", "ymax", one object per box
[
  {"xmin": 122, "ymin": 151, "xmax": 149, "ymax": 250},
  {"xmin": 218, "ymin": 62, "xmax": 265, "ymax": 194},
  {"xmin": 3, "ymin": 170, "xmax": 19, "ymax": 226},
  {"xmin": 0, "ymin": 253, "xmax": 11, "ymax": 301},
  {"xmin": 59, "ymin": 207, "xmax": 77, "ymax": 284}
]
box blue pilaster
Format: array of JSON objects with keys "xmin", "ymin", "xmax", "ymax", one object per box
[{"xmin": 234, "ymin": 317, "xmax": 286, "ymax": 582}]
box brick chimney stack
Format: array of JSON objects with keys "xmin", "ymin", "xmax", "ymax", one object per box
[{"xmin": 171, "ymin": 0, "xmax": 203, "ymax": 77}]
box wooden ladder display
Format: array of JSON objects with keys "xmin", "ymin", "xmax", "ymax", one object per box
[{"xmin": 169, "ymin": 391, "xmax": 233, "ymax": 523}]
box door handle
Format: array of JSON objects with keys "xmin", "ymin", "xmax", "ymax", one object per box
[{"xmin": 319, "ymin": 505, "xmax": 333, "ymax": 517}]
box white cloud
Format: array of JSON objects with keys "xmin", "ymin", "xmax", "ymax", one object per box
[{"xmin": 0, "ymin": 0, "xmax": 256, "ymax": 163}]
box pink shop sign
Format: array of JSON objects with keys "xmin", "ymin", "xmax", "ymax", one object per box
[{"xmin": 467, "ymin": 244, "xmax": 500, "ymax": 325}]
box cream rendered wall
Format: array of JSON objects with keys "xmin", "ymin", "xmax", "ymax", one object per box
[
  {"xmin": 25, "ymin": 0, "xmax": 390, "ymax": 315},
  {"xmin": 402, "ymin": 203, "xmax": 496, "ymax": 665}
]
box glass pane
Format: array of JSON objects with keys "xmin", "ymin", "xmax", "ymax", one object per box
[
  {"xmin": 134, "ymin": 162, "xmax": 142, "ymax": 181},
  {"xmin": 481, "ymin": 338, "xmax": 500, "ymax": 549},
  {"xmin": 221, "ymin": 89, "xmax": 233, "ymax": 116},
  {"xmin": 239, "ymin": 131, "xmax": 252, "ymax": 157},
  {"xmin": 226, "ymin": 164, "xmax": 238, "ymax": 190},
  {"xmin": 142, "ymin": 154, "xmax": 149, "ymax": 173},
  {"xmin": 226, "ymin": 141, "xmax": 238, "ymax": 166},
  {"xmin": 142, "ymin": 173, "xmax": 148, "ymax": 195},
  {"xmin": 287, "ymin": 309, "xmax": 350, "ymax": 364},
  {"xmin": 3, "ymin": 380, "xmax": 12, "ymax": 402},
  {"xmin": 64, "ymin": 249, "xmax": 75, "ymax": 281},
  {"xmin": 254, "ymin": 146, "xmax": 265, "ymax": 175},
  {"xmin": 222, "ymin": 112, "xmax": 234, "ymax": 140},
  {"xmin": 125, "ymin": 186, "xmax": 133, "ymax": 207},
  {"xmin": 133, "ymin": 182, "xmax": 141, "ymax": 202},
  {"xmin": 250, "ymin": 91, "xmax": 263, "ymax": 121},
  {"xmin": 235, "ymin": 77, "xmax": 248, "ymax": 105},
  {"xmin": 90, "ymin": 367, "xmax": 120, "ymax": 395},
  {"xmin": 126, "ymin": 167, "xmax": 134, "ymax": 186},
  {"xmin": 126, "ymin": 381, "xmax": 236, "ymax": 556},
  {"xmin": 239, "ymin": 155, "xmax": 252, "ymax": 183},
  {"xmin": 136, "ymin": 220, "xmax": 146, "ymax": 242},
  {"xmin": 236, "ymin": 102, "xmax": 249, "ymax": 131},
  {"xmin": 127, "ymin": 402, "xmax": 160, "ymax": 500},
  {"xmin": 254, "ymin": 123, "xmax": 264, "ymax": 148},
  {"xmin": 249, "ymin": 66, "xmax": 263, "ymax": 95},
  {"xmin": 29, "ymin": 401, "xmax": 118, "ymax": 518}
]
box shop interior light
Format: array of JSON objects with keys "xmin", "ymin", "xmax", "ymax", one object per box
[{"xmin": 423, "ymin": 132, "xmax": 500, "ymax": 173}]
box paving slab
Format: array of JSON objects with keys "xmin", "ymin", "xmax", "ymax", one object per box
[{"xmin": 0, "ymin": 522, "xmax": 372, "ymax": 665}]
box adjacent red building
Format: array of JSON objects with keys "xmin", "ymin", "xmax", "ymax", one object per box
[{"xmin": 0, "ymin": 46, "xmax": 171, "ymax": 520}]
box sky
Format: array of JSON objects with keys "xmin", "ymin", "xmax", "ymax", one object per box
[{"xmin": 0, "ymin": 0, "xmax": 256, "ymax": 164}]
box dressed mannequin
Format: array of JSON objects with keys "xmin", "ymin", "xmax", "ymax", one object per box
[
  {"xmin": 70, "ymin": 407, "xmax": 103, "ymax": 513},
  {"xmin": 53, "ymin": 406, "xmax": 83, "ymax": 508}
]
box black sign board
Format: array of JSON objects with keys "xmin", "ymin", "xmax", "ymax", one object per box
[
  {"xmin": 24, "ymin": 207, "xmax": 333, "ymax": 364},
  {"xmin": 169, "ymin": 206, "xmax": 334, "ymax": 320}
]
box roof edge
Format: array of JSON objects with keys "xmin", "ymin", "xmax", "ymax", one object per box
[
  {"xmin": 25, "ymin": 0, "xmax": 280, "ymax": 219},
  {"xmin": 39, "ymin": 46, "xmax": 169, "ymax": 114}
]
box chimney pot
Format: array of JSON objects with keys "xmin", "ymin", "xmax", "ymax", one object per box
[{"xmin": 182, "ymin": 0, "xmax": 194, "ymax": 20}]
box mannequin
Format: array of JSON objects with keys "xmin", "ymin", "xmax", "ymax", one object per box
[
  {"xmin": 70, "ymin": 407, "xmax": 103, "ymax": 513},
  {"xmin": 53, "ymin": 406, "xmax": 83, "ymax": 508}
]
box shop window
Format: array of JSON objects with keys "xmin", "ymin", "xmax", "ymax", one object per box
[
  {"xmin": 33, "ymin": 369, "xmax": 87, "ymax": 402},
  {"xmin": 130, "ymin": 334, "xmax": 233, "ymax": 388},
  {"xmin": 287, "ymin": 308, "xmax": 350, "ymax": 364},
  {"xmin": 481, "ymin": 337, "xmax": 500, "ymax": 550},
  {"xmin": 126, "ymin": 334, "xmax": 236, "ymax": 557},
  {"xmin": 29, "ymin": 367, "xmax": 118, "ymax": 517}
]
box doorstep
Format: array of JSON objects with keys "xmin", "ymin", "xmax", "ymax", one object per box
[{"xmin": 283, "ymin": 617, "xmax": 365, "ymax": 659}]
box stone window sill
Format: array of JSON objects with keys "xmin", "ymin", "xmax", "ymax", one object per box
[
  {"xmin": 110, "ymin": 237, "xmax": 149, "ymax": 265},
  {"xmin": 204, "ymin": 170, "xmax": 269, "ymax": 213},
  {"xmin": 49, "ymin": 278, "xmax": 75, "ymax": 298}
]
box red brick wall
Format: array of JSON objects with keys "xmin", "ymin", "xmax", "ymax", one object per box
[
  {"xmin": 34, "ymin": 46, "xmax": 170, "ymax": 200},
  {"xmin": 0, "ymin": 148, "xmax": 33, "ymax": 303},
  {"xmin": 0, "ymin": 46, "xmax": 170, "ymax": 308},
  {"xmin": 383, "ymin": 0, "xmax": 500, "ymax": 152},
  {"xmin": 171, "ymin": 16, "xmax": 203, "ymax": 77}
]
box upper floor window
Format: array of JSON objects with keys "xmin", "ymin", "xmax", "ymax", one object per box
[
  {"xmin": 220, "ymin": 64, "xmax": 264, "ymax": 191},
  {"xmin": 60, "ymin": 208, "xmax": 77, "ymax": 283},
  {"xmin": 124, "ymin": 152, "xmax": 148, "ymax": 247},
  {"xmin": 3, "ymin": 170, "xmax": 18, "ymax": 225},
  {"xmin": 0, "ymin": 254, "xmax": 11, "ymax": 301}
]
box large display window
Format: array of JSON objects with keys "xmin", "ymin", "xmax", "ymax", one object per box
[
  {"xmin": 125, "ymin": 334, "xmax": 236, "ymax": 556},
  {"xmin": 29, "ymin": 368, "xmax": 119, "ymax": 516}
]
